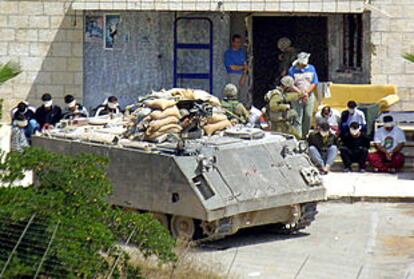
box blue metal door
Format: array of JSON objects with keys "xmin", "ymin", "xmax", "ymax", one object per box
[{"xmin": 173, "ymin": 17, "xmax": 213, "ymax": 94}]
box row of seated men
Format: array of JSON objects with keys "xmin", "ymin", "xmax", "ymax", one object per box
[
  {"xmin": 221, "ymin": 77, "xmax": 407, "ymax": 175},
  {"xmin": 10, "ymin": 93, "xmax": 121, "ymax": 152}
]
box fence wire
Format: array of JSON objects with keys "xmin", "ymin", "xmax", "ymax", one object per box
[{"xmin": 0, "ymin": 214, "xmax": 133, "ymax": 279}]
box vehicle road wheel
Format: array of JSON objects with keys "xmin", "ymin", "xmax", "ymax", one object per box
[{"xmin": 170, "ymin": 215, "xmax": 195, "ymax": 240}]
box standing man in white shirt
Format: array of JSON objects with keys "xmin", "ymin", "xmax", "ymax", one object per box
[{"xmin": 368, "ymin": 115, "xmax": 406, "ymax": 173}]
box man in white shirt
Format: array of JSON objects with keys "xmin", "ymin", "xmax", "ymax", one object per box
[
  {"xmin": 368, "ymin": 115, "xmax": 406, "ymax": 173},
  {"xmin": 340, "ymin": 100, "xmax": 367, "ymax": 137}
]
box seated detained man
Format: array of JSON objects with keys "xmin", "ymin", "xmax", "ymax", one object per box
[
  {"xmin": 62, "ymin": 94, "xmax": 89, "ymax": 120},
  {"xmin": 368, "ymin": 115, "xmax": 406, "ymax": 173},
  {"xmin": 340, "ymin": 122, "xmax": 371, "ymax": 173},
  {"xmin": 307, "ymin": 121, "xmax": 338, "ymax": 174},
  {"xmin": 340, "ymin": 100, "xmax": 367, "ymax": 137}
]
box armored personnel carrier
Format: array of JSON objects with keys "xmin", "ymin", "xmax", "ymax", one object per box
[{"xmin": 33, "ymin": 127, "xmax": 325, "ymax": 240}]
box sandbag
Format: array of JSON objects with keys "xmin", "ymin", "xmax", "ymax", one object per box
[
  {"xmin": 207, "ymin": 113, "xmax": 228, "ymax": 124},
  {"xmin": 150, "ymin": 106, "xmax": 181, "ymax": 120},
  {"xmin": 147, "ymin": 116, "xmax": 180, "ymax": 134},
  {"xmin": 193, "ymin": 90, "xmax": 221, "ymax": 107},
  {"xmin": 203, "ymin": 120, "xmax": 232, "ymax": 136},
  {"xmin": 170, "ymin": 88, "xmax": 195, "ymax": 100},
  {"xmin": 144, "ymin": 99, "xmax": 177, "ymax": 110},
  {"xmin": 145, "ymin": 126, "xmax": 182, "ymax": 140},
  {"xmin": 145, "ymin": 123, "xmax": 182, "ymax": 136}
]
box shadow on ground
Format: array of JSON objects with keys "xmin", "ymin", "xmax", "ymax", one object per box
[{"xmin": 197, "ymin": 226, "xmax": 310, "ymax": 251}]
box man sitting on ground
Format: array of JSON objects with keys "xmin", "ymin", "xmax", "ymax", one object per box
[
  {"xmin": 10, "ymin": 114, "xmax": 30, "ymax": 152},
  {"xmin": 94, "ymin": 96, "xmax": 121, "ymax": 116},
  {"xmin": 62, "ymin": 94, "xmax": 89, "ymax": 120},
  {"xmin": 340, "ymin": 122, "xmax": 371, "ymax": 173},
  {"xmin": 11, "ymin": 101, "xmax": 39, "ymax": 138},
  {"xmin": 368, "ymin": 115, "xmax": 406, "ymax": 173},
  {"xmin": 307, "ymin": 121, "xmax": 338, "ymax": 174},
  {"xmin": 315, "ymin": 106, "xmax": 340, "ymax": 135},
  {"xmin": 35, "ymin": 93, "xmax": 62, "ymax": 130},
  {"xmin": 340, "ymin": 100, "xmax": 367, "ymax": 137}
]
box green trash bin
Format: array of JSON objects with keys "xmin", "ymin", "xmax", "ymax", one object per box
[{"xmin": 358, "ymin": 103, "xmax": 380, "ymax": 138}]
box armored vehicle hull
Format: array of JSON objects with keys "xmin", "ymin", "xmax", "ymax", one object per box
[{"xmin": 33, "ymin": 133, "xmax": 325, "ymax": 240}]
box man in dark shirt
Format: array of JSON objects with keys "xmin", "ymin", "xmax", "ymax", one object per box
[
  {"xmin": 35, "ymin": 93, "xmax": 62, "ymax": 129},
  {"xmin": 307, "ymin": 121, "xmax": 338, "ymax": 174},
  {"xmin": 11, "ymin": 101, "xmax": 39, "ymax": 138},
  {"xmin": 94, "ymin": 96, "xmax": 121, "ymax": 116},
  {"xmin": 340, "ymin": 122, "xmax": 371, "ymax": 172},
  {"xmin": 62, "ymin": 94, "xmax": 89, "ymax": 120}
]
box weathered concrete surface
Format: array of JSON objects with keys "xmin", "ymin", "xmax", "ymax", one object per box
[
  {"xmin": 193, "ymin": 202, "xmax": 414, "ymax": 279},
  {"xmin": 323, "ymin": 172, "xmax": 414, "ymax": 199}
]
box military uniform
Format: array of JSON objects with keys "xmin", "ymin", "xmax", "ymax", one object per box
[
  {"xmin": 221, "ymin": 99, "xmax": 250, "ymax": 124},
  {"xmin": 265, "ymin": 87, "xmax": 304, "ymax": 139},
  {"xmin": 221, "ymin": 83, "xmax": 250, "ymax": 124}
]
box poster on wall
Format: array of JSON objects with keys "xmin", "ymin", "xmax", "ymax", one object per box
[
  {"xmin": 104, "ymin": 14, "xmax": 121, "ymax": 49},
  {"xmin": 85, "ymin": 15, "xmax": 103, "ymax": 43}
]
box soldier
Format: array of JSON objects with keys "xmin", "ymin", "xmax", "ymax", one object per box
[
  {"xmin": 221, "ymin": 83, "xmax": 250, "ymax": 124},
  {"xmin": 264, "ymin": 76, "xmax": 305, "ymax": 139}
]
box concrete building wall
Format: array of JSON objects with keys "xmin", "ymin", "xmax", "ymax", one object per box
[
  {"xmin": 83, "ymin": 12, "xmax": 229, "ymax": 110},
  {"xmin": 1, "ymin": 0, "xmax": 414, "ymax": 123},
  {"xmin": 370, "ymin": 0, "xmax": 414, "ymax": 111},
  {"xmin": 0, "ymin": 0, "xmax": 83, "ymax": 123}
]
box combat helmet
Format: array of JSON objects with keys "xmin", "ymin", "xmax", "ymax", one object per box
[{"xmin": 223, "ymin": 83, "xmax": 238, "ymax": 99}]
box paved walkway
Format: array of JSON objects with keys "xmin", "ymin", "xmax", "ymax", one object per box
[
  {"xmin": 323, "ymin": 172, "xmax": 414, "ymax": 200},
  {"xmin": 193, "ymin": 202, "xmax": 414, "ymax": 279}
]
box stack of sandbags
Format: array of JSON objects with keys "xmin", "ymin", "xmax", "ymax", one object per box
[
  {"xmin": 168, "ymin": 88, "xmax": 221, "ymax": 107},
  {"xmin": 204, "ymin": 112, "xmax": 232, "ymax": 136},
  {"xmin": 142, "ymin": 99, "xmax": 182, "ymax": 142}
]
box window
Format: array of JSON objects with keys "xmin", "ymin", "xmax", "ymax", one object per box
[{"xmin": 342, "ymin": 14, "xmax": 363, "ymax": 70}]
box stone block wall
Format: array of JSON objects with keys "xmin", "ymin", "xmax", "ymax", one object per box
[
  {"xmin": 370, "ymin": 0, "xmax": 414, "ymax": 111},
  {"xmin": 0, "ymin": 0, "xmax": 83, "ymax": 123}
]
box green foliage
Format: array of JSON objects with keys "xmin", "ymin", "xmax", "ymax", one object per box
[
  {"xmin": 0, "ymin": 148, "xmax": 176, "ymax": 278},
  {"xmin": 0, "ymin": 61, "xmax": 21, "ymax": 86},
  {"xmin": 403, "ymin": 53, "xmax": 414, "ymax": 63}
]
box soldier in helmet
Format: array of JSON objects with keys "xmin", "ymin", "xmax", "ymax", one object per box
[
  {"xmin": 221, "ymin": 83, "xmax": 250, "ymax": 124},
  {"xmin": 264, "ymin": 76, "xmax": 305, "ymax": 139}
]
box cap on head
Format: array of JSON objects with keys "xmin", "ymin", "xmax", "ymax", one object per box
[
  {"xmin": 319, "ymin": 121, "xmax": 330, "ymax": 132},
  {"xmin": 349, "ymin": 121, "xmax": 360, "ymax": 130},
  {"xmin": 347, "ymin": 100, "xmax": 357, "ymax": 109},
  {"xmin": 277, "ymin": 37, "xmax": 292, "ymax": 51},
  {"xmin": 223, "ymin": 83, "xmax": 238, "ymax": 99},
  {"xmin": 293, "ymin": 52, "xmax": 310, "ymax": 66},
  {"xmin": 280, "ymin": 76, "xmax": 295, "ymax": 88}
]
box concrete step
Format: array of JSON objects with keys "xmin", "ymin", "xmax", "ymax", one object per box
[{"xmin": 331, "ymin": 154, "xmax": 414, "ymax": 173}]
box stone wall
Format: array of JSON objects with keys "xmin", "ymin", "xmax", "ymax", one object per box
[
  {"xmin": 83, "ymin": 12, "xmax": 229, "ymax": 110},
  {"xmin": 0, "ymin": 0, "xmax": 83, "ymax": 123},
  {"xmin": 370, "ymin": 0, "xmax": 414, "ymax": 111}
]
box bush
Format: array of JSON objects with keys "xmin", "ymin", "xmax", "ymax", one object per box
[{"xmin": 0, "ymin": 147, "xmax": 176, "ymax": 278}]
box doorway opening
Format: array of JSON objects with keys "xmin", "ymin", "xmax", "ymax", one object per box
[{"xmin": 252, "ymin": 16, "xmax": 329, "ymax": 108}]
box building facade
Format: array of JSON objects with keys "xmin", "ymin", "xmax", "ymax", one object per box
[{"xmin": 0, "ymin": 0, "xmax": 413, "ymax": 122}]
